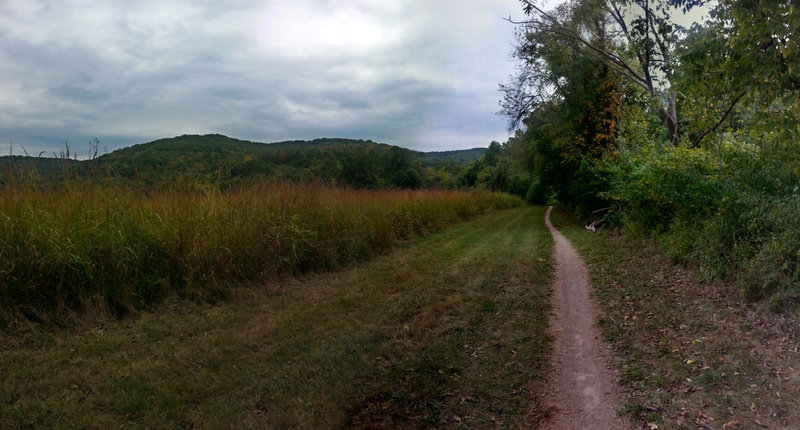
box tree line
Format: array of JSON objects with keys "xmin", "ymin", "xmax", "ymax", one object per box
[
  {"xmin": 1, "ymin": 135, "xmax": 489, "ymax": 191},
  {"xmin": 490, "ymin": 0, "xmax": 799, "ymax": 304}
]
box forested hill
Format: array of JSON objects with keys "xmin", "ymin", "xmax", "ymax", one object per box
[
  {"xmin": 418, "ymin": 148, "xmax": 487, "ymax": 164},
  {"xmin": 0, "ymin": 155, "xmax": 80, "ymax": 177},
  {"xmin": 1, "ymin": 134, "xmax": 485, "ymax": 189}
]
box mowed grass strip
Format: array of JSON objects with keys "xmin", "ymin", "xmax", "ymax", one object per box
[
  {"xmin": 550, "ymin": 208, "xmax": 800, "ymax": 430},
  {"xmin": 1, "ymin": 206, "xmax": 553, "ymax": 429}
]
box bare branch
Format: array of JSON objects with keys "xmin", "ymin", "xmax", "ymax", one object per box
[
  {"xmin": 609, "ymin": 2, "xmax": 628, "ymax": 34},
  {"xmin": 691, "ymin": 91, "xmax": 746, "ymax": 147}
]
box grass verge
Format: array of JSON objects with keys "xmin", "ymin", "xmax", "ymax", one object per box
[
  {"xmin": 550, "ymin": 207, "xmax": 800, "ymax": 430},
  {"xmin": 1, "ymin": 206, "xmax": 552, "ymax": 428}
]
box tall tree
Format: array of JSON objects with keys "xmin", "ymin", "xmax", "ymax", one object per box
[
  {"xmin": 504, "ymin": 0, "xmax": 681, "ymax": 142},
  {"xmin": 672, "ymin": 0, "xmax": 799, "ymax": 145}
]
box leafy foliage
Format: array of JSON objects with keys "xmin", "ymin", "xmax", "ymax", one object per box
[{"xmin": 502, "ymin": 0, "xmax": 800, "ymax": 304}]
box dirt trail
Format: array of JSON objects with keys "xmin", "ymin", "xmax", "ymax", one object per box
[{"xmin": 541, "ymin": 207, "xmax": 629, "ymax": 430}]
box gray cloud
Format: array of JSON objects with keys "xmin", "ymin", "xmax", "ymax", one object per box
[{"xmin": 0, "ymin": 0, "xmax": 523, "ymax": 154}]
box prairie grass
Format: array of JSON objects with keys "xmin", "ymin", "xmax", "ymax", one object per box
[
  {"xmin": 0, "ymin": 181, "xmax": 521, "ymax": 329},
  {"xmin": 0, "ymin": 207, "xmax": 552, "ymax": 429}
]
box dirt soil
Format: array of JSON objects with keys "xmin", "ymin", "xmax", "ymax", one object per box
[{"xmin": 540, "ymin": 206, "xmax": 629, "ymax": 429}]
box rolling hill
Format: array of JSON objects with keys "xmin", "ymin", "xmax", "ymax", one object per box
[{"xmin": 1, "ymin": 134, "xmax": 486, "ymax": 189}]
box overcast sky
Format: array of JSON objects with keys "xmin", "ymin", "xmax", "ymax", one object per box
[{"xmin": 0, "ymin": 0, "xmax": 528, "ymax": 155}]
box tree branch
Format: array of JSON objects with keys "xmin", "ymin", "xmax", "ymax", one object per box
[
  {"xmin": 691, "ymin": 91, "xmax": 746, "ymax": 147},
  {"xmin": 508, "ymin": 4, "xmax": 650, "ymax": 90}
]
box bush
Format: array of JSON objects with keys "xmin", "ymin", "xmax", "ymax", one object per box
[
  {"xmin": 601, "ymin": 142, "xmax": 724, "ymax": 233},
  {"xmin": 600, "ymin": 136, "xmax": 800, "ymax": 304}
]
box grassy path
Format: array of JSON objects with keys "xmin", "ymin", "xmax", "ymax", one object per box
[
  {"xmin": 550, "ymin": 208, "xmax": 800, "ymax": 430},
  {"xmin": 1, "ymin": 206, "xmax": 553, "ymax": 429}
]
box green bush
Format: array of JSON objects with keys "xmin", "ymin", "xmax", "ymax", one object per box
[
  {"xmin": 601, "ymin": 142, "xmax": 723, "ymax": 233},
  {"xmin": 599, "ymin": 136, "xmax": 800, "ymax": 304}
]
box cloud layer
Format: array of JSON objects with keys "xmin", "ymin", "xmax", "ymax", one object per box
[{"xmin": 0, "ymin": 0, "xmax": 522, "ymax": 154}]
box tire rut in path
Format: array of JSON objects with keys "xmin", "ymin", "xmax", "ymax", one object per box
[{"xmin": 540, "ymin": 207, "xmax": 629, "ymax": 430}]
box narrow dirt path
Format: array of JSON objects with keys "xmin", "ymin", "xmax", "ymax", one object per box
[{"xmin": 541, "ymin": 207, "xmax": 629, "ymax": 429}]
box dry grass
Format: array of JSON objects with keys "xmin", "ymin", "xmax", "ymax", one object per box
[
  {"xmin": 0, "ymin": 206, "xmax": 553, "ymax": 429},
  {"xmin": 550, "ymin": 208, "xmax": 800, "ymax": 430},
  {"xmin": 0, "ymin": 182, "xmax": 521, "ymax": 330}
]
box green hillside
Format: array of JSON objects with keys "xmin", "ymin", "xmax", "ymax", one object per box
[
  {"xmin": 417, "ymin": 147, "xmax": 486, "ymax": 164},
  {"xmin": 0, "ymin": 155, "xmax": 77, "ymax": 174},
  {"xmin": 1, "ymin": 134, "xmax": 486, "ymax": 189}
]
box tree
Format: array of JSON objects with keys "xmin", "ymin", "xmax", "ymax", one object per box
[
  {"xmin": 484, "ymin": 141, "xmax": 503, "ymax": 166},
  {"xmin": 490, "ymin": 163, "xmax": 510, "ymax": 191},
  {"xmin": 340, "ymin": 149, "xmax": 379, "ymax": 189},
  {"xmin": 459, "ymin": 159, "xmax": 485, "ymax": 188},
  {"xmin": 504, "ymin": 0, "xmax": 682, "ymax": 143},
  {"xmin": 671, "ymin": 0, "xmax": 799, "ymax": 145},
  {"xmin": 499, "ymin": 0, "xmax": 626, "ymax": 213},
  {"xmin": 392, "ymin": 167, "xmax": 423, "ymax": 189}
]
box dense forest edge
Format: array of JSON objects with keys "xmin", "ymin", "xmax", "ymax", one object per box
[{"xmin": 498, "ymin": 0, "xmax": 800, "ymax": 308}]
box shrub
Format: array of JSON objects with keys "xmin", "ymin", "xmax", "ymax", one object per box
[
  {"xmin": 599, "ymin": 135, "xmax": 800, "ymax": 304},
  {"xmin": 601, "ymin": 142, "xmax": 724, "ymax": 234}
]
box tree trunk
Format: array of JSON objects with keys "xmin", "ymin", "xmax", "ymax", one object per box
[{"xmin": 658, "ymin": 90, "xmax": 679, "ymax": 145}]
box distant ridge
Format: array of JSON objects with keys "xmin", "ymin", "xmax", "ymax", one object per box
[
  {"xmin": 98, "ymin": 134, "xmax": 482, "ymax": 160},
  {"xmin": 1, "ymin": 134, "xmax": 486, "ymax": 189},
  {"xmin": 417, "ymin": 148, "xmax": 487, "ymax": 163}
]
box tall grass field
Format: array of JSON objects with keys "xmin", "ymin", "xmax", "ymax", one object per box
[{"xmin": 0, "ymin": 182, "xmax": 521, "ymax": 329}]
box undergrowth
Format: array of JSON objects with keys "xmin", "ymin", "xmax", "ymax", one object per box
[{"xmin": 599, "ymin": 139, "xmax": 800, "ymax": 308}]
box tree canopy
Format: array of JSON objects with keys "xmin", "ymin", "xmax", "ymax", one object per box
[{"xmin": 499, "ymin": 0, "xmax": 800, "ymax": 303}]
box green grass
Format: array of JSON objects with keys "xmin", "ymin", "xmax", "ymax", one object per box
[
  {"xmin": 550, "ymin": 207, "xmax": 800, "ymax": 429},
  {"xmin": 0, "ymin": 206, "xmax": 553, "ymax": 428},
  {"xmin": 0, "ymin": 182, "xmax": 521, "ymax": 329}
]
